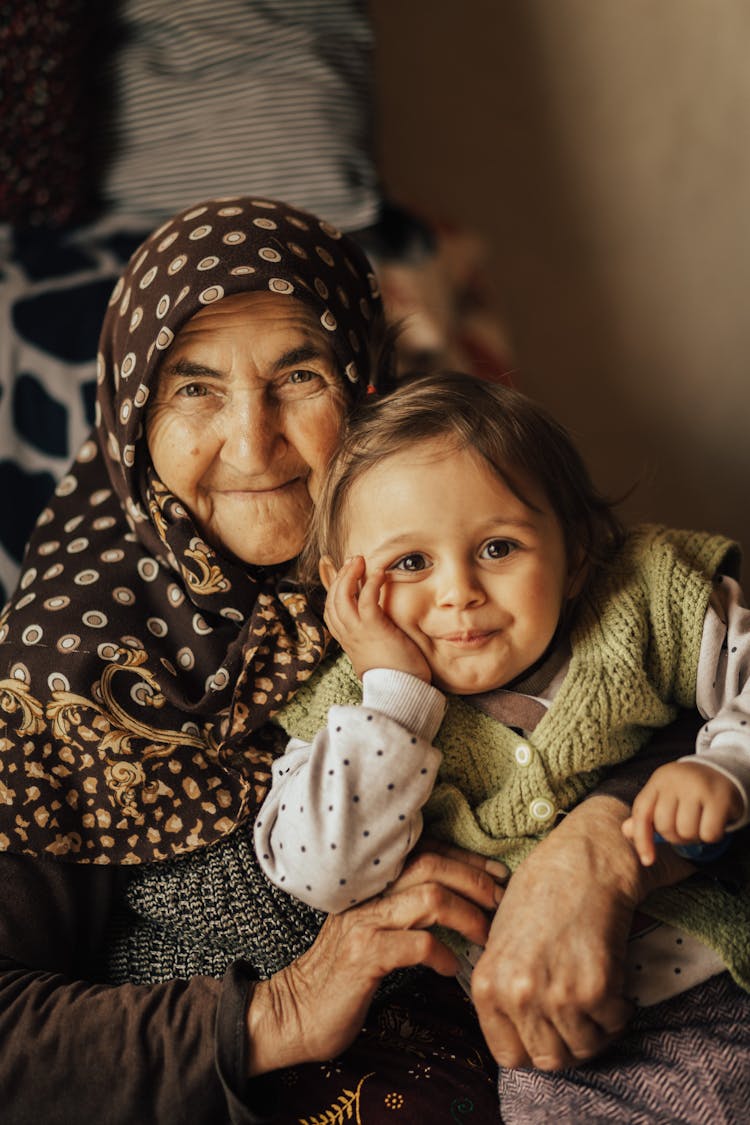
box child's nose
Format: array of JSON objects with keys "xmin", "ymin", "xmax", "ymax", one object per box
[{"xmin": 435, "ymin": 561, "xmax": 486, "ymax": 608}]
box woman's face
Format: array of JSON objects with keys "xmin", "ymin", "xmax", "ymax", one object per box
[{"xmin": 147, "ymin": 292, "xmax": 345, "ymax": 566}]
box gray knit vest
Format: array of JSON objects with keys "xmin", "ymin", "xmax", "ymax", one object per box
[{"xmin": 100, "ymin": 818, "xmax": 325, "ymax": 984}]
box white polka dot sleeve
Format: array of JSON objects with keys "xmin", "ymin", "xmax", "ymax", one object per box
[
  {"xmin": 254, "ymin": 670, "xmax": 446, "ymax": 912},
  {"xmin": 690, "ymin": 575, "xmax": 750, "ymax": 828}
]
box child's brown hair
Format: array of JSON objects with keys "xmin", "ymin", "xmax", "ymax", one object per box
[{"xmin": 301, "ymin": 371, "xmax": 625, "ymax": 609}]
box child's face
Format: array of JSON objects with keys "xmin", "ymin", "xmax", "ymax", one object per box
[{"xmin": 339, "ymin": 439, "xmax": 577, "ymax": 694}]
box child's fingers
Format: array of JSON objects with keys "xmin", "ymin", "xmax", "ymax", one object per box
[
  {"xmin": 650, "ymin": 791, "xmax": 680, "ymax": 843},
  {"xmin": 626, "ymin": 789, "xmax": 659, "ymax": 866},
  {"xmin": 631, "ymin": 824, "xmax": 657, "ymax": 867},
  {"xmin": 356, "ymin": 565, "xmax": 386, "ymax": 620},
  {"xmin": 698, "ymin": 801, "xmax": 729, "ymax": 844},
  {"xmin": 325, "ymin": 557, "xmax": 366, "ymax": 634},
  {"xmin": 673, "ymin": 800, "xmax": 703, "ymax": 843}
]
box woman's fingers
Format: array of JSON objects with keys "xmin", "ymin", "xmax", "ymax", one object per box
[
  {"xmin": 527, "ymin": 1009, "xmax": 627, "ymax": 1071},
  {"xmin": 469, "ymin": 1000, "xmax": 531, "ymax": 1069},
  {"xmin": 388, "ymin": 849, "xmax": 502, "ymax": 913},
  {"xmin": 417, "ymin": 836, "xmax": 510, "ymax": 882},
  {"xmin": 251, "ymin": 856, "xmax": 503, "ymax": 1075},
  {"xmin": 373, "ymin": 873, "xmax": 490, "ymax": 945},
  {"xmin": 551, "ymin": 991, "xmax": 632, "ymax": 1064},
  {"xmin": 473, "ymin": 945, "xmax": 632, "ymax": 1071},
  {"xmin": 250, "ymin": 876, "xmax": 490, "ymax": 1072},
  {"xmin": 474, "ymin": 969, "xmax": 625, "ymax": 1072},
  {"xmin": 356, "ymin": 925, "xmax": 460, "ymax": 978}
]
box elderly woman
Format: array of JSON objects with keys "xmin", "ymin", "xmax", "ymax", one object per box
[
  {"xmin": 0, "ymin": 196, "xmax": 500, "ymax": 1123},
  {"xmin": 0, "ymin": 196, "xmax": 743, "ymax": 1123}
]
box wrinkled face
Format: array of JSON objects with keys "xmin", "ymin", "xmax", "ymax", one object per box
[
  {"xmin": 341, "ymin": 440, "xmax": 576, "ymax": 694},
  {"xmin": 147, "ymin": 292, "xmax": 345, "ymax": 565}
]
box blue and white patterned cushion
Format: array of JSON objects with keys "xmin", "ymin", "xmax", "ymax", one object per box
[{"xmin": 0, "ymin": 220, "xmax": 149, "ymax": 604}]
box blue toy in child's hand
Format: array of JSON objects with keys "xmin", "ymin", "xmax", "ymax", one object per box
[{"xmin": 653, "ymin": 832, "xmax": 732, "ymax": 862}]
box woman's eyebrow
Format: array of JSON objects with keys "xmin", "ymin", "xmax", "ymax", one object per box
[
  {"xmin": 161, "ymin": 346, "xmax": 327, "ymax": 381},
  {"xmin": 161, "ymin": 357, "xmax": 221, "ymax": 379},
  {"xmin": 272, "ymin": 344, "xmax": 327, "ymax": 372}
]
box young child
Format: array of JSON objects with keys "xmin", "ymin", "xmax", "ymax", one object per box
[{"xmin": 254, "ymin": 371, "xmax": 750, "ymax": 919}]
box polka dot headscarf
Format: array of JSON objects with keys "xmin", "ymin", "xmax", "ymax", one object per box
[
  {"xmin": 0, "ymin": 197, "xmax": 387, "ymax": 864},
  {"xmin": 97, "ymin": 197, "xmax": 387, "ymax": 542}
]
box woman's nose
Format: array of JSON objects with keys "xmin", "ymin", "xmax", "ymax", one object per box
[
  {"xmin": 435, "ymin": 561, "xmax": 486, "ymax": 608},
  {"xmin": 220, "ymin": 396, "xmax": 285, "ymax": 474}
]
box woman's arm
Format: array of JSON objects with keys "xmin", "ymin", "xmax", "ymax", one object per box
[
  {"xmin": 0, "ymin": 842, "xmax": 501, "ymax": 1122},
  {"xmin": 0, "ymin": 851, "xmax": 238, "ymax": 1125},
  {"xmin": 471, "ymin": 792, "xmax": 695, "ymax": 1071}
]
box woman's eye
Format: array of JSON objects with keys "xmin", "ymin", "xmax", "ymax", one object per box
[
  {"xmin": 176, "ymin": 382, "xmax": 210, "ymax": 398},
  {"xmin": 287, "ymin": 369, "xmax": 318, "ymax": 385},
  {"xmin": 390, "ymin": 553, "xmax": 429, "ymax": 573},
  {"xmin": 482, "ymin": 539, "xmax": 516, "ymax": 560},
  {"xmin": 276, "ymin": 369, "xmax": 329, "ymax": 399}
]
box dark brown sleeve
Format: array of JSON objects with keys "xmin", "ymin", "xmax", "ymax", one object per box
[
  {"xmin": 585, "ymin": 709, "xmax": 704, "ymax": 806},
  {"xmin": 0, "ymin": 850, "xmax": 264, "ymax": 1125}
]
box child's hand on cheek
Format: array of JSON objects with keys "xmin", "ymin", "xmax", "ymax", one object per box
[{"xmin": 321, "ymin": 556, "xmax": 432, "ymax": 683}]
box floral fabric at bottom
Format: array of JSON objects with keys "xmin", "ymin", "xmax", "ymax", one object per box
[{"xmin": 270, "ymin": 972, "xmax": 499, "ymax": 1124}]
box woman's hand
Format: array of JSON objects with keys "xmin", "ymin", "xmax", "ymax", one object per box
[
  {"xmin": 321, "ymin": 555, "xmax": 431, "ymax": 682},
  {"xmin": 246, "ymin": 847, "xmax": 501, "ymax": 1075},
  {"xmin": 471, "ymin": 796, "xmax": 695, "ymax": 1071}
]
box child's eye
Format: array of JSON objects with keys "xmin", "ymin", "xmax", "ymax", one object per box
[
  {"xmin": 389, "ymin": 553, "xmax": 429, "ymax": 573},
  {"xmin": 481, "ymin": 539, "xmax": 516, "ymax": 560}
]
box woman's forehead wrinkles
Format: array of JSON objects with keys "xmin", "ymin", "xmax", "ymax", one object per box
[{"xmin": 160, "ymin": 344, "xmax": 332, "ymax": 383}]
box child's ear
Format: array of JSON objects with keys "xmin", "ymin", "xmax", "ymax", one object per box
[{"xmin": 318, "ymin": 555, "xmax": 338, "ymax": 591}]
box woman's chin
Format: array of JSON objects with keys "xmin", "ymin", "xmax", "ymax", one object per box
[
  {"xmin": 207, "ymin": 494, "xmax": 310, "ymax": 566},
  {"xmin": 218, "ymin": 534, "xmax": 304, "ymax": 568}
]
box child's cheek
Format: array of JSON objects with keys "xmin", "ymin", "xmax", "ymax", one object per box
[{"xmin": 380, "ymin": 579, "xmax": 409, "ymax": 629}]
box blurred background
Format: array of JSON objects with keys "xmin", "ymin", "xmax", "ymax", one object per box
[
  {"xmin": 374, "ymin": 0, "xmax": 750, "ymax": 556},
  {"xmin": 2, "ymin": 0, "xmax": 748, "ymax": 604}
]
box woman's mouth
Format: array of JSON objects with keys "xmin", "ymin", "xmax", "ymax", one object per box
[{"xmin": 221, "ymin": 477, "xmax": 302, "ymax": 497}]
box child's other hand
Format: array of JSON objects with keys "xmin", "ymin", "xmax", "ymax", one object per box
[
  {"xmin": 621, "ymin": 760, "xmax": 743, "ymax": 866},
  {"xmin": 321, "ymin": 556, "xmax": 432, "ymax": 683}
]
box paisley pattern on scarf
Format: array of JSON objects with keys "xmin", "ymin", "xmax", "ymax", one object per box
[{"xmin": 0, "ymin": 196, "xmax": 388, "ymax": 863}]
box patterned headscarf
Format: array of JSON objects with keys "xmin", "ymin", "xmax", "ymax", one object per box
[{"xmin": 0, "ymin": 197, "xmax": 387, "ymax": 863}]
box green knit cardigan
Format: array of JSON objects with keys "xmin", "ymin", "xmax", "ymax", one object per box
[{"xmin": 277, "ymin": 525, "xmax": 750, "ymax": 991}]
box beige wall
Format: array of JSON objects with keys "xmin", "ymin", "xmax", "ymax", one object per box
[{"xmin": 373, "ymin": 0, "xmax": 750, "ymax": 559}]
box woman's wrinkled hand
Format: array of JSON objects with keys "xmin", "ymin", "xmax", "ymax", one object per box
[
  {"xmin": 471, "ymin": 796, "xmax": 693, "ymax": 1072},
  {"xmin": 246, "ymin": 847, "xmax": 500, "ymax": 1075}
]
